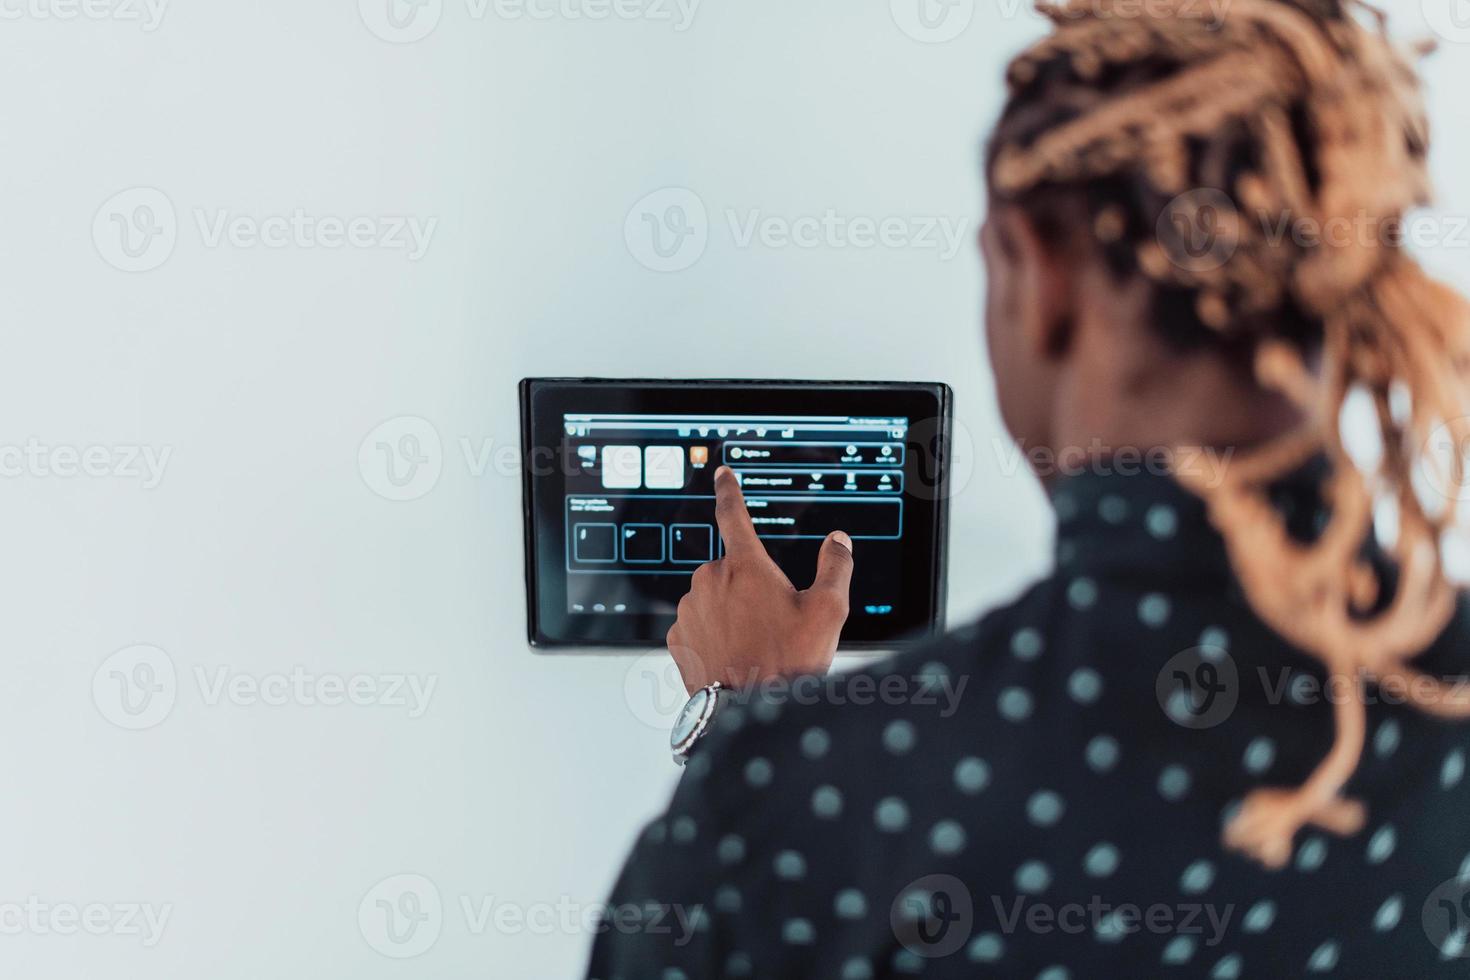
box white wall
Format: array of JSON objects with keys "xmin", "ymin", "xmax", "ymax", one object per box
[{"xmin": 2, "ymin": 2, "xmax": 1465, "ymax": 977}]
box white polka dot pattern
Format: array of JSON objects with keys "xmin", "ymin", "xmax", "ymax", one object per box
[{"xmin": 587, "ymin": 472, "xmax": 1470, "ymax": 980}]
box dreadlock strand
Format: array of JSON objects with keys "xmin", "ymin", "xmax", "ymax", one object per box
[{"xmin": 994, "ymin": 52, "xmax": 1292, "ymax": 193}]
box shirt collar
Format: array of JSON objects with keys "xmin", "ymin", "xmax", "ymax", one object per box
[
  {"xmin": 1049, "ymin": 456, "xmax": 1332, "ymax": 584},
  {"xmin": 1050, "ymin": 466, "xmax": 1229, "ymax": 583}
]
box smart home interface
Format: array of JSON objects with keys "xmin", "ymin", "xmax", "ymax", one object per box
[{"xmin": 522, "ymin": 380, "xmax": 950, "ymax": 649}]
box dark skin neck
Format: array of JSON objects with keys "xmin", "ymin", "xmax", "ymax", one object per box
[
  {"xmin": 981, "ymin": 202, "xmax": 1314, "ymax": 490},
  {"xmin": 1034, "ymin": 255, "xmax": 1307, "ymax": 487}
]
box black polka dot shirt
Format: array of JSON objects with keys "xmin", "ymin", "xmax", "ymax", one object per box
[{"xmin": 586, "ymin": 469, "xmax": 1470, "ymax": 979}]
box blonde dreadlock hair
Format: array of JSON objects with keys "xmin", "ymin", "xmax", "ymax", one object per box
[{"xmin": 988, "ymin": 0, "xmax": 1470, "ymax": 869}]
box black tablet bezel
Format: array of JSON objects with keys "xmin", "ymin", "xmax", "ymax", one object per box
[{"xmin": 520, "ymin": 378, "xmax": 952, "ymax": 651}]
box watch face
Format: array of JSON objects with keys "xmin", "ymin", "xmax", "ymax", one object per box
[{"xmin": 671, "ymin": 688, "xmax": 711, "ymax": 748}]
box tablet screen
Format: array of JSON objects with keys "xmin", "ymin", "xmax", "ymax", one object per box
[{"xmin": 521, "ymin": 380, "xmax": 950, "ymax": 648}]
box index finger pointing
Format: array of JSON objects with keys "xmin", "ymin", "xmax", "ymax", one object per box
[{"xmin": 713, "ymin": 465, "xmax": 763, "ymax": 557}]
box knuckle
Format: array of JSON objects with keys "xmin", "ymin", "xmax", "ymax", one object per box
[{"xmin": 811, "ymin": 588, "xmax": 850, "ymax": 620}]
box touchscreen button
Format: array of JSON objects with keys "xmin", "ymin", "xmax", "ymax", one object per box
[
  {"xmin": 622, "ymin": 524, "xmax": 666, "ymax": 563},
  {"xmin": 671, "ymin": 524, "xmax": 714, "ymax": 563}
]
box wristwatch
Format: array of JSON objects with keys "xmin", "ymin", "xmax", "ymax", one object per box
[{"xmin": 671, "ymin": 682, "xmax": 733, "ymax": 766}]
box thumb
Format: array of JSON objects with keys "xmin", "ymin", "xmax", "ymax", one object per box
[{"xmin": 809, "ymin": 531, "xmax": 855, "ymax": 601}]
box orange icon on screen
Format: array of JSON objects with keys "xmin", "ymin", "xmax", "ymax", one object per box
[{"xmin": 689, "ymin": 446, "xmax": 709, "ymax": 466}]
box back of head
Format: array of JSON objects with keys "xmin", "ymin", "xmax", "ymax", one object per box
[{"xmin": 986, "ymin": 0, "xmax": 1470, "ymax": 868}]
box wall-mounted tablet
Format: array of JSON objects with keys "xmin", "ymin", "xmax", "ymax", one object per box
[{"xmin": 520, "ymin": 379, "xmax": 952, "ymax": 649}]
